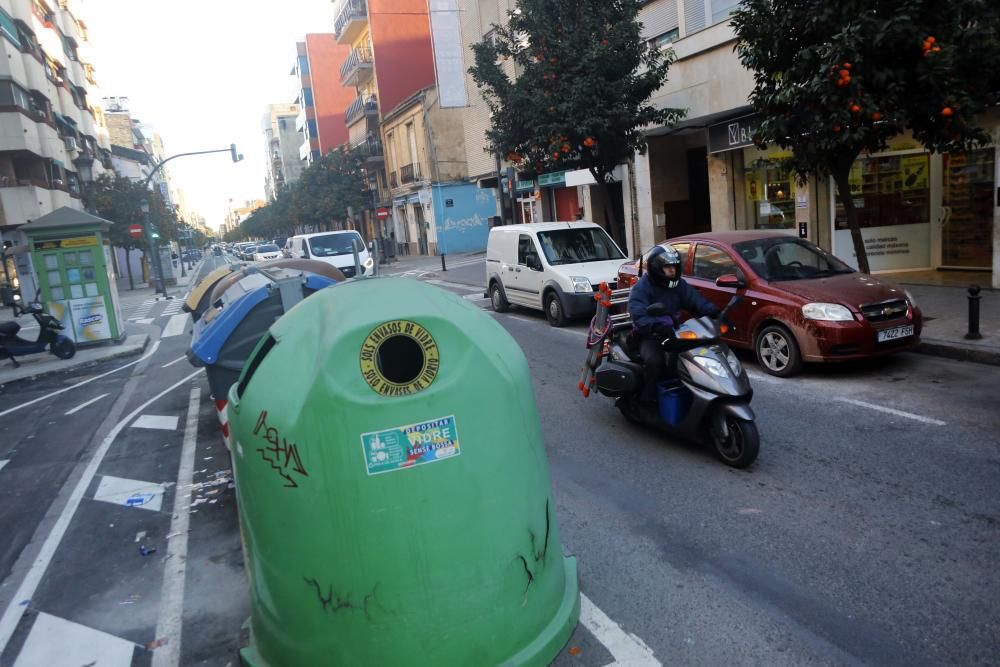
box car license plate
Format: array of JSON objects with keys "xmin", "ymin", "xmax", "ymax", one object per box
[{"xmin": 877, "ymin": 324, "xmax": 914, "ymax": 342}]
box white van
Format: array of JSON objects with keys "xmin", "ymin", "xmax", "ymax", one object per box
[
  {"xmin": 285, "ymin": 231, "xmax": 373, "ymax": 278},
  {"xmin": 485, "ymin": 221, "xmax": 626, "ymax": 326}
]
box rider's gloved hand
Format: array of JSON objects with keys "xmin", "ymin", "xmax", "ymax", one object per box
[{"xmin": 652, "ymin": 323, "xmax": 673, "ymax": 339}]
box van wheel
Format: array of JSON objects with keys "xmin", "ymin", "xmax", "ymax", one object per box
[
  {"xmin": 490, "ymin": 282, "xmax": 509, "ymax": 313},
  {"xmin": 545, "ymin": 292, "xmax": 567, "ymax": 327},
  {"xmin": 755, "ymin": 324, "xmax": 802, "ymax": 377}
]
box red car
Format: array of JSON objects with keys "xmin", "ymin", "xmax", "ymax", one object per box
[{"xmin": 617, "ymin": 231, "xmax": 923, "ymax": 377}]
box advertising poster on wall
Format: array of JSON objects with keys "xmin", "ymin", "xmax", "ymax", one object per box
[
  {"xmin": 69, "ymin": 297, "xmax": 112, "ymax": 342},
  {"xmin": 833, "ymin": 224, "xmax": 931, "ymax": 272}
]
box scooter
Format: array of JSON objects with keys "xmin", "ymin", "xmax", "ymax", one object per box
[
  {"xmin": 593, "ymin": 295, "xmax": 759, "ymax": 468},
  {"xmin": 0, "ymin": 302, "xmax": 76, "ymax": 367}
]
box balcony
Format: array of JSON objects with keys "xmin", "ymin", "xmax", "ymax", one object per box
[
  {"xmin": 334, "ymin": 0, "xmax": 368, "ymax": 45},
  {"xmin": 350, "ymin": 135, "xmax": 383, "ymax": 162},
  {"xmin": 389, "ymin": 170, "xmax": 398, "ymax": 188},
  {"xmin": 344, "ymin": 95, "xmax": 378, "ymax": 127},
  {"xmin": 339, "ymin": 47, "xmax": 373, "ymax": 87},
  {"xmin": 400, "ymin": 163, "xmax": 421, "ymax": 184}
]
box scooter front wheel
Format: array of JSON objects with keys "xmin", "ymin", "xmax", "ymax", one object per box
[
  {"xmin": 713, "ymin": 417, "xmax": 759, "ymax": 468},
  {"xmin": 51, "ymin": 337, "xmax": 76, "ymax": 360}
]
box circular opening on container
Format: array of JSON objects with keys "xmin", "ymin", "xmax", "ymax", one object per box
[{"xmin": 377, "ymin": 334, "xmax": 425, "ymax": 385}]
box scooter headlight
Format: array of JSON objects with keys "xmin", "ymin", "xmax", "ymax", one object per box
[{"xmin": 693, "ymin": 356, "xmax": 729, "ymax": 378}]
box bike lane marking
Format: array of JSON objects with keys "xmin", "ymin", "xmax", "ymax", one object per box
[
  {"xmin": 63, "ymin": 392, "xmax": 109, "ymax": 416},
  {"xmin": 0, "ymin": 368, "xmax": 203, "ymax": 654},
  {"xmin": 0, "ymin": 341, "xmax": 162, "ymax": 419}
]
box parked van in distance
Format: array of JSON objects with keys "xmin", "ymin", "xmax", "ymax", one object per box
[
  {"xmin": 284, "ymin": 231, "xmax": 373, "ymax": 278},
  {"xmin": 485, "ymin": 221, "xmax": 626, "ymax": 326}
]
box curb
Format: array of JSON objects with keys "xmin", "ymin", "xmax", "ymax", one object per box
[
  {"xmin": 0, "ymin": 333, "xmax": 151, "ymax": 389},
  {"xmin": 912, "ymin": 339, "xmax": 1000, "ymax": 366}
]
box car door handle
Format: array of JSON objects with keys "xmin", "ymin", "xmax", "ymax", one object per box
[{"xmin": 514, "ymin": 267, "xmax": 521, "ymax": 272}]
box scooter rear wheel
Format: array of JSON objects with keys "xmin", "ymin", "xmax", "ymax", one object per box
[
  {"xmin": 51, "ymin": 338, "xmax": 76, "ymax": 360},
  {"xmin": 713, "ymin": 417, "xmax": 759, "ymax": 468}
]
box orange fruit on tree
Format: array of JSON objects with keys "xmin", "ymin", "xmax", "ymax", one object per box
[
  {"xmin": 941, "ymin": 106, "xmax": 954, "ymax": 117},
  {"xmin": 927, "ymin": 36, "xmax": 936, "ymax": 44},
  {"xmin": 839, "ymin": 69, "xmax": 850, "ymax": 78},
  {"xmin": 851, "ymin": 104, "xmax": 861, "ymax": 113},
  {"xmin": 833, "ymin": 124, "xmax": 842, "ymax": 132},
  {"xmin": 872, "ymin": 111, "xmax": 883, "ymax": 121},
  {"xmin": 843, "ymin": 62, "xmax": 852, "ymax": 69}
]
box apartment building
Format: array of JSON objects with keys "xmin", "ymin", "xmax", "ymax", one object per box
[
  {"xmin": 263, "ymin": 103, "xmax": 303, "ymax": 200},
  {"xmin": 292, "ymin": 35, "xmax": 354, "ymax": 166},
  {"xmin": 0, "ymin": 0, "xmax": 114, "ymax": 301},
  {"xmin": 334, "ymin": 0, "xmax": 443, "ymax": 252}
]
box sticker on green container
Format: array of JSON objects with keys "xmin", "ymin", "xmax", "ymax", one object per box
[{"xmin": 360, "ymin": 415, "xmax": 460, "ymax": 475}]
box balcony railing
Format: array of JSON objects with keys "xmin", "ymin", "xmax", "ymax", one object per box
[
  {"xmin": 344, "ymin": 95, "xmax": 378, "ymax": 126},
  {"xmin": 351, "ymin": 136, "xmax": 383, "ymax": 160},
  {"xmin": 400, "ymin": 163, "xmax": 421, "ymax": 184},
  {"xmin": 340, "ymin": 47, "xmax": 373, "ymax": 85},
  {"xmin": 334, "ymin": 0, "xmax": 368, "ymax": 43}
]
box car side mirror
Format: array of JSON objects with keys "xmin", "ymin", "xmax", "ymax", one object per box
[
  {"xmin": 646, "ymin": 302, "xmax": 667, "ymax": 317},
  {"xmin": 716, "ymin": 274, "xmax": 745, "ymax": 289}
]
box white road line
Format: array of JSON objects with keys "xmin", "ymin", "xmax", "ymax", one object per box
[
  {"xmin": 161, "ymin": 355, "xmax": 186, "ymax": 368},
  {"xmin": 152, "ymin": 387, "xmax": 200, "ymax": 667},
  {"xmin": 580, "ymin": 594, "xmax": 660, "ymax": 666},
  {"xmin": 832, "ymin": 397, "xmax": 946, "ymax": 426},
  {"xmin": 161, "ymin": 314, "xmax": 188, "ymax": 338},
  {"xmin": 13, "ymin": 612, "xmax": 135, "ymax": 667},
  {"xmin": 0, "ymin": 341, "xmax": 162, "ymax": 419},
  {"xmin": 0, "ymin": 460, "xmax": 8, "ymax": 473},
  {"xmin": 132, "ymin": 414, "xmax": 179, "ymax": 431},
  {"xmin": 64, "ymin": 393, "xmax": 110, "ymax": 416},
  {"xmin": 424, "ymin": 278, "xmax": 484, "ymax": 292},
  {"xmin": 0, "ymin": 368, "xmax": 203, "ymax": 654}
]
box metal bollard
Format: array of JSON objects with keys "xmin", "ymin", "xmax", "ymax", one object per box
[
  {"xmin": 441, "ymin": 253, "xmax": 447, "ymax": 272},
  {"xmin": 965, "ymin": 284, "xmax": 982, "ymax": 340}
]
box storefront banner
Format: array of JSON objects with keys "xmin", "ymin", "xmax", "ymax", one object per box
[
  {"xmin": 834, "ymin": 223, "xmax": 931, "ymax": 272},
  {"xmin": 708, "ymin": 114, "xmax": 761, "ymax": 153},
  {"xmin": 33, "ymin": 235, "xmax": 98, "ymax": 250},
  {"xmin": 69, "ymin": 296, "xmax": 112, "ymax": 342}
]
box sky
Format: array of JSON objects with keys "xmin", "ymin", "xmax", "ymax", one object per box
[{"xmin": 81, "ymin": 0, "xmax": 336, "ymax": 231}]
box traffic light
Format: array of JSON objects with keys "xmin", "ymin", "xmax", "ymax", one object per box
[{"xmin": 230, "ymin": 144, "xmax": 243, "ymax": 163}]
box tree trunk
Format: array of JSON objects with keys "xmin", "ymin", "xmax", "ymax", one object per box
[
  {"xmin": 831, "ymin": 168, "xmax": 870, "ymax": 274},
  {"xmin": 125, "ymin": 247, "xmax": 135, "ymax": 290}
]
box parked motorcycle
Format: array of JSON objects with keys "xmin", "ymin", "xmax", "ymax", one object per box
[
  {"xmin": 593, "ymin": 293, "xmax": 759, "ymax": 468},
  {"xmin": 0, "ymin": 302, "xmax": 76, "ymax": 367}
]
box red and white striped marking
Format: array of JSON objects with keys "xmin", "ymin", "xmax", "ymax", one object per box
[{"xmin": 214, "ymin": 397, "xmax": 231, "ymax": 450}]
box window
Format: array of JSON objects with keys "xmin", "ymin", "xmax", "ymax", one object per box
[
  {"xmin": 536, "ymin": 228, "xmax": 625, "ymax": 265},
  {"xmin": 0, "ymin": 8, "xmax": 20, "ymax": 48},
  {"xmin": 0, "ymin": 81, "xmax": 33, "ymax": 111},
  {"xmin": 710, "ymin": 0, "xmax": 740, "ymax": 24},
  {"xmin": 307, "ymin": 119, "xmax": 317, "ymax": 137},
  {"xmin": 517, "ymin": 234, "xmax": 539, "ymax": 266},
  {"xmin": 307, "ymin": 233, "xmax": 364, "ymax": 257},
  {"xmin": 302, "ymin": 87, "xmax": 314, "ymax": 107},
  {"xmin": 648, "ymin": 28, "xmax": 678, "ymax": 49},
  {"xmin": 692, "ymin": 244, "xmax": 743, "ymax": 282},
  {"xmin": 733, "ymin": 238, "xmax": 853, "ymax": 281},
  {"xmin": 405, "ymin": 122, "xmax": 418, "ymax": 166},
  {"xmin": 298, "ymin": 55, "xmax": 309, "ymax": 76}
]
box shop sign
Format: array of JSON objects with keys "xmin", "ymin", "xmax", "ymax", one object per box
[
  {"xmin": 538, "ymin": 171, "xmax": 567, "ymax": 188},
  {"xmin": 33, "ymin": 235, "xmax": 98, "ymax": 250},
  {"xmin": 708, "ymin": 114, "xmax": 761, "ymax": 154},
  {"xmin": 515, "ymin": 178, "xmax": 536, "ymax": 192}
]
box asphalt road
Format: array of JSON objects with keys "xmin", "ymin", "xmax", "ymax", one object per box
[{"xmin": 0, "ymin": 254, "xmax": 996, "ymax": 666}]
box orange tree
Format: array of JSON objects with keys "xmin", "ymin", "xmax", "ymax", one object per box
[
  {"xmin": 732, "ymin": 0, "xmax": 1000, "ymax": 272},
  {"xmin": 470, "ymin": 0, "xmax": 682, "ymax": 241}
]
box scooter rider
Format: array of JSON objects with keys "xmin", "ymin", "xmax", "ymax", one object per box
[{"xmin": 628, "ymin": 245, "xmax": 720, "ymax": 406}]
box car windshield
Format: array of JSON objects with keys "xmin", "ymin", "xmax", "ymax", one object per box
[
  {"xmin": 255, "ymin": 244, "xmax": 279, "ymax": 253},
  {"xmin": 307, "ymin": 233, "xmax": 363, "ymax": 257},
  {"xmin": 536, "ymin": 228, "xmax": 625, "ymax": 266},
  {"xmin": 734, "ymin": 238, "xmax": 855, "ymax": 281}
]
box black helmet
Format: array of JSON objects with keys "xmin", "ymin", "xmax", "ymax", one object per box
[{"xmin": 647, "ymin": 245, "xmax": 682, "ymax": 288}]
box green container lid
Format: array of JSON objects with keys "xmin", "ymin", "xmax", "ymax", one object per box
[{"xmin": 229, "ymin": 277, "xmax": 579, "ymax": 666}]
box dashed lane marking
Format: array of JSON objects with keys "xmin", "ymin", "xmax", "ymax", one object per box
[
  {"xmin": 12, "ymin": 612, "xmax": 135, "ymax": 667},
  {"xmin": 0, "ymin": 460, "xmax": 8, "ymax": 473},
  {"xmin": 161, "ymin": 356, "xmax": 186, "ymax": 368},
  {"xmin": 131, "ymin": 415, "xmax": 179, "ymax": 431},
  {"xmin": 64, "ymin": 393, "xmax": 110, "ymax": 416},
  {"xmin": 93, "ymin": 474, "xmax": 166, "ymax": 513},
  {"xmin": 161, "ymin": 314, "xmax": 188, "ymax": 338},
  {"xmin": 832, "ymin": 397, "xmax": 946, "ymax": 426}
]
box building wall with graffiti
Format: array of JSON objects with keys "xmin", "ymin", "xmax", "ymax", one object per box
[{"xmin": 431, "ymin": 183, "xmax": 497, "ymax": 254}]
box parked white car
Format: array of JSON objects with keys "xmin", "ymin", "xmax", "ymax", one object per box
[
  {"xmin": 285, "ymin": 231, "xmax": 373, "ymax": 278},
  {"xmin": 252, "ymin": 244, "xmax": 282, "ymax": 262},
  {"xmin": 485, "ymin": 221, "xmax": 626, "ymax": 326}
]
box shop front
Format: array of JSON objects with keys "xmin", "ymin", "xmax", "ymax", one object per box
[{"xmin": 537, "ymin": 171, "xmax": 581, "ymax": 222}]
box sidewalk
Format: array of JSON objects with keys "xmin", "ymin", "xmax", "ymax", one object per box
[
  {"xmin": 0, "ymin": 259, "xmax": 207, "ymax": 387},
  {"xmin": 882, "ymin": 270, "xmax": 999, "ymax": 366},
  {"xmin": 381, "ymin": 250, "xmax": 485, "ymax": 275}
]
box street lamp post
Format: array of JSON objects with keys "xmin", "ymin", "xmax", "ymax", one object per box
[
  {"xmin": 141, "ymin": 144, "xmax": 243, "ymax": 296},
  {"xmin": 72, "ymin": 152, "xmax": 96, "ymax": 215}
]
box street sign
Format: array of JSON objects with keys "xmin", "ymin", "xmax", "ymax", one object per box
[
  {"xmin": 128, "ymin": 224, "xmax": 143, "ymax": 238},
  {"xmin": 376, "ymin": 207, "xmax": 390, "ymax": 220}
]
